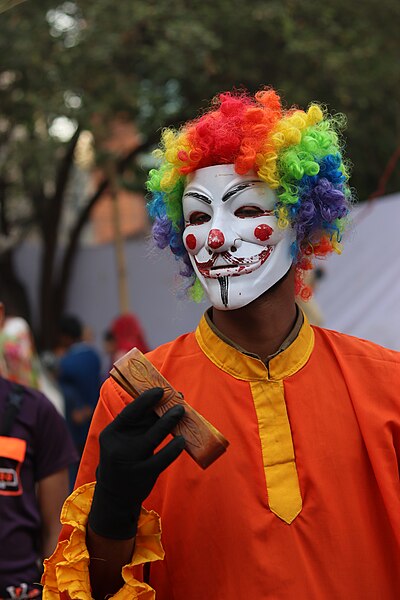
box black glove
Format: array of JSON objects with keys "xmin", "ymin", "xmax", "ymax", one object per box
[{"xmin": 88, "ymin": 387, "xmax": 185, "ymax": 539}]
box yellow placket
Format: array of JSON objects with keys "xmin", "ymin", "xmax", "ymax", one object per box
[
  {"xmin": 251, "ymin": 379, "xmax": 301, "ymax": 523},
  {"xmin": 195, "ymin": 312, "xmax": 314, "ymax": 524}
]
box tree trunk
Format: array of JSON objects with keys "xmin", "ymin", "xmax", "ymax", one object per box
[
  {"xmin": 109, "ymin": 161, "xmax": 130, "ymax": 314},
  {"xmin": 0, "ymin": 180, "xmax": 31, "ymax": 325},
  {"xmin": 0, "ymin": 250, "xmax": 31, "ymax": 324},
  {"xmin": 53, "ymin": 133, "xmax": 161, "ymax": 344},
  {"xmin": 38, "ymin": 127, "xmax": 81, "ymax": 350}
]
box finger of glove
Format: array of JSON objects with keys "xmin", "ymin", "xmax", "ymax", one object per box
[
  {"xmin": 145, "ymin": 435, "xmax": 185, "ymax": 475},
  {"xmin": 110, "ymin": 387, "xmax": 164, "ymax": 433},
  {"xmin": 146, "ymin": 405, "xmax": 185, "ymax": 450}
]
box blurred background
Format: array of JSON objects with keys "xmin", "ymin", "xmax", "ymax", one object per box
[{"xmin": 0, "ymin": 0, "xmax": 399, "ymax": 366}]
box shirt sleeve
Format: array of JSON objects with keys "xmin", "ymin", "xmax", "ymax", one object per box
[
  {"xmin": 56, "ymin": 377, "xmax": 132, "ymax": 546},
  {"xmin": 42, "ymin": 483, "xmax": 163, "ymax": 599},
  {"xmin": 73, "ymin": 377, "xmax": 130, "ymax": 489},
  {"xmin": 34, "ymin": 391, "xmax": 79, "ymax": 481},
  {"xmin": 42, "ymin": 376, "xmax": 164, "ymax": 598}
]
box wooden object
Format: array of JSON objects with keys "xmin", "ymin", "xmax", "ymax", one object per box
[{"xmin": 110, "ymin": 348, "xmax": 229, "ymax": 469}]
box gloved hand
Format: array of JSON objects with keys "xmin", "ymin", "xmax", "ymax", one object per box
[{"xmin": 88, "ymin": 387, "xmax": 185, "ymax": 539}]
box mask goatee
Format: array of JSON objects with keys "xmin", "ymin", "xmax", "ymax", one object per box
[{"xmin": 218, "ymin": 276, "xmax": 229, "ymax": 308}]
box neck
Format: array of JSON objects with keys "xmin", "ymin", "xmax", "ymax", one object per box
[{"xmin": 211, "ymin": 267, "xmax": 297, "ymax": 361}]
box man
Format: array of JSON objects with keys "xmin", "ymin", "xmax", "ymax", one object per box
[
  {"xmin": 57, "ymin": 315, "xmax": 101, "ymax": 467},
  {"xmin": 43, "ymin": 89, "xmax": 400, "ymax": 599},
  {"xmin": 0, "ymin": 302, "xmax": 78, "ymax": 599}
]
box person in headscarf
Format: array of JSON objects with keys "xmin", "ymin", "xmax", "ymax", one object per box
[{"xmin": 105, "ymin": 313, "xmax": 149, "ymax": 365}]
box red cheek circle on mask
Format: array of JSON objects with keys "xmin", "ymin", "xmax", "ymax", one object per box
[
  {"xmin": 254, "ymin": 224, "xmax": 273, "ymax": 241},
  {"xmin": 185, "ymin": 233, "xmax": 197, "ymax": 250}
]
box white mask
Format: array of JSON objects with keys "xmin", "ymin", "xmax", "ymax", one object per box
[{"xmin": 182, "ymin": 164, "xmax": 295, "ymax": 310}]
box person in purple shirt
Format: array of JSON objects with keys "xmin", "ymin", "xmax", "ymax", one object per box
[
  {"xmin": 0, "ymin": 299, "xmax": 78, "ymax": 599},
  {"xmin": 0, "ymin": 373, "xmax": 78, "ymax": 598}
]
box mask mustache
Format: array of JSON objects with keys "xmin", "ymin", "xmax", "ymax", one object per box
[{"xmin": 195, "ymin": 248, "xmax": 273, "ymax": 271}]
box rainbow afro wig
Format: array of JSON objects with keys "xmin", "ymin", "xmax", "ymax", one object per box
[{"xmin": 147, "ymin": 88, "xmax": 352, "ymax": 300}]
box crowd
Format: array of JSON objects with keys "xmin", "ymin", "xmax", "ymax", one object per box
[{"xmin": 0, "ymin": 298, "xmax": 149, "ymax": 599}]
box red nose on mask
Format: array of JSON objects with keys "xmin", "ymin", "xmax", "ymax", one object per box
[{"xmin": 207, "ymin": 229, "xmax": 225, "ymax": 249}]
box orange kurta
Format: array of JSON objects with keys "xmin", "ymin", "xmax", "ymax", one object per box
[{"xmin": 46, "ymin": 315, "xmax": 400, "ymax": 599}]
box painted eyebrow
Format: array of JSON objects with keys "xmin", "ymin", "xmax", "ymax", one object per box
[
  {"xmin": 222, "ymin": 181, "xmax": 262, "ymax": 203},
  {"xmin": 183, "ymin": 191, "xmax": 212, "ymax": 204}
]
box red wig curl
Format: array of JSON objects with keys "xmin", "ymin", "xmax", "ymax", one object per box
[{"xmin": 180, "ymin": 90, "xmax": 282, "ymax": 175}]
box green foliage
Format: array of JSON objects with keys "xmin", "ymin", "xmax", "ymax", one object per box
[
  {"xmin": 1, "ymin": 0, "xmax": 399, "ymax": 205},
  {"xmin": 0, "ymin": 0, "xmax": 399, "ymax": 343}
]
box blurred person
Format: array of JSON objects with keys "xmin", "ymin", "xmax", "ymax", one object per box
[
  {"xmin": 56, "ymin": 315, "xmax": 101, "ymax": 486},
  {"xmin": 0, "ymin": 311, "xmax": 40, "ymax": 389},
  {"xmin": 0, "ymin": 299, "xmax": 64, "ymax": 416},
  {"xmin": 43, "ymin": 89, "xmax": 400, "ymax": 599},
  {"xmin": 0, "ymin": 303, "xmax": 78, "ymax": 599},
  {"xmin": 103, "ymin": 313, "xmax": 149, "ymax": 374}
]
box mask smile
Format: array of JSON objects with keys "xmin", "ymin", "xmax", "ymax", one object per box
[{"xmin": 195, "ymin": 246, "xmax": 273, "ymax": 278}]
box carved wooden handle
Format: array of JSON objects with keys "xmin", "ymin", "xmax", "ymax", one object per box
[{"xmin": 110, "ymin": 348, "xmax": 229, "ymax": 469}]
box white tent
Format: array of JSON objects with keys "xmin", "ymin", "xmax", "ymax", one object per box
[{"xmin": 314, "ymin": 193, "xmax": 400, "ymax": 351}]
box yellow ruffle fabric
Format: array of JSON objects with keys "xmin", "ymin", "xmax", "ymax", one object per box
[{"xmin": 42, "ymin": 482, "xmax": 164, "ymax": 599}]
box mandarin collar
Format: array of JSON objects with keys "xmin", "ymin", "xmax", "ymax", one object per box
[{"xmin": 195, "ymin": 310, "xmax": 314, "ymax": 382}]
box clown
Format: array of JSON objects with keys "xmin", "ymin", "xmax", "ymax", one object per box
[
  {"xmin": 43, "ymin": 89, "xmax": 400, "ymax": 600},
  {"xmin": 147, "ymin": 89, "xmax": 349, "ymax": 310}
]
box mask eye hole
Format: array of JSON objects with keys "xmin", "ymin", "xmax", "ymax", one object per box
[
  {"xmin": 189, "ymin": 211, "xmax": 211, "ymax": 225},
  {"xmin": 234, "ymin": 206, "xmax": 272, "ymax": 218}
]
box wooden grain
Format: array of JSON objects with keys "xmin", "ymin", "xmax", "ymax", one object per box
[{"xmin": 110, "ymin": 348, "xmax": 229, "ymax": 469}]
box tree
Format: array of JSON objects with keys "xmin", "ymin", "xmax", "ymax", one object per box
[{"xmin": 1, "ymin": 0, "xmax": 399, "ymax": 347}]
